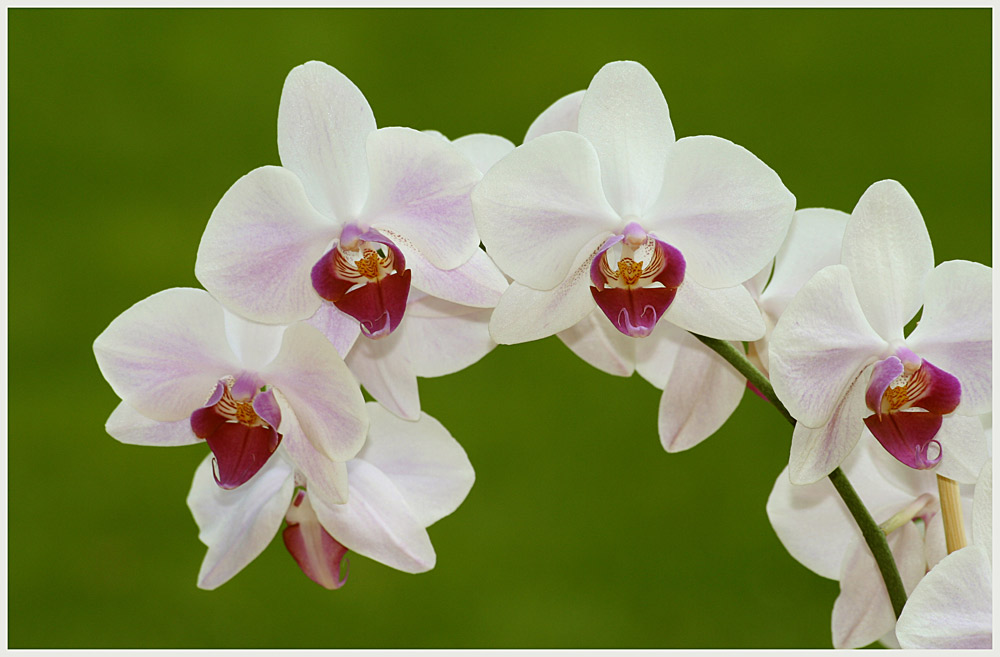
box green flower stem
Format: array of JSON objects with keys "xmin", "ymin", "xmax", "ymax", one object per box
[{"xmin": 690, "ymin": 332, "xmax": 908, "ymax": 619}]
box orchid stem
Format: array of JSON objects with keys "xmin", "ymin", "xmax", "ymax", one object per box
[
  {"xmin": 936, "ymin": 475, "xmax": 967, "ymax": 554},
  {"xmin": 690, "ymin": 332, "xmax": 908, "ymax": 618}
]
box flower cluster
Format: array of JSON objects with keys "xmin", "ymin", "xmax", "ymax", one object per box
[{"xmin": 94, "ymin": 59, "xmax": 991, "ymax": 647}]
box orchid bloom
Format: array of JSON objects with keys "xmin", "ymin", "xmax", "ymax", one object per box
[
  {"xmin": 472, "ymin": 60, "xmax": 795, "ymax": 352},
  {"xmin": 93, "ymin": 288, "xmax": 368, "ymax": 506},
  {"xmin": 767, "ymin": 431, "xmax": 981, "ymax": 649},
  {"xmin": 195, "ymin": 61, "xmax": 482, "ymax": 344},
  {"xmin": 187, "ymin": 403, "xmax": 475, "ymax": 590},
  {"xmin": 896, "ymin": 461, "xmax": 992, "ymax": 649},
  {"xmin": 314, "ymin": 132, "xmax": 512, "ymax": 420},
  {"xmin": 769, "ymin": 180, "xmax": 991, "ymax": 484}
]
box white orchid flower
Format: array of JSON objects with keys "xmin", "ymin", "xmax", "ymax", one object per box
[
  {"xmin": 93, "ymin": 287, "xmax": 367, "ymax": 506},
  {"xmin": 769, "ymin": 180, "xmax": 991, "ymax": 484},
  {"xmin": 195, "ymin": 61, "xmax": 483, "ymax": 346},
  {"xmin": 767, "ymin": 432, "xmax": 977, "ymax": 648},
  {"xmin": 473, "ymin": 60, "xmax": 795, "ymax": 350},
  {"xmin": 187, "ymin": 403, "xmax": 475, "ymax": 590},
  {"xmin": 895, "ymin": 460, "xmax": 992, "ymax": 649}
]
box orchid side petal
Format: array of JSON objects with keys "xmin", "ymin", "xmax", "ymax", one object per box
[
  {"xmin": 932, "ymin": 414, "xmax": 989, "ymax": 485},
  {"xmin": 404, "ymin": 301, "xmax": 495, "ymax": 378},
  {"xmin": 451, "ymin": 133, "xmax": 515, "ymax": 173},
  {"xmin": 663, "ymin": 277, "xmax": 765, "ymax": 341},
  {"xmin": 557, "ymin": 308, "xmax": 637, "ymax": 377},
  {"xmin": 524, "ymin": 89, "xmax": 585, "ymax": 142},
  {"xmin": 304, "ymin": 303, "xmax": 361, "ymax": 359},
  {"xmin": 394, "ymin": 242, "xmax": 508, "ymax": 309},
  {"xmin": 105, "ymin": 401, "xmax": 200, "ymax": 446},
  {"xmin": 274, "ymin": 391, "xmax": 349, "ymax": 507},
  {"xmin": 345, "ymin": 327, "xmax": 420, "ymax": 421}
]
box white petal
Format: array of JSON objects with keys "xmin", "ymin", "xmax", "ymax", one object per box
[
  {"xmin": 187, "ymin": 453, "xmax": 294, "ymax": 590},
  {"xmin": 524, "ymin": 90, "xmax": 585, "ymax": 142},
  {"xmin": 832, "ymin": 523, "xmax": 926, "ymax": 649},
  {"xmin": 557, "ymin": 308, "xmax": 636, "ymax": 377},
  {"xmin": 451, "ymin": 133, "xmax": 516, "ymax": 173},
  {"xmin": 311, "ymin": 459, "xmax": 436, "ymax": 574},
  {"xmin": 907, "ymin": 260, "xmax": 992, "ymax": 415},
  {"xmin": 277, "ymin": 61, "xmax": 375, "ymax": 221},
  {"xmin": 787, "ymin": 364, "xmax": 870, "ymax": 484},
  {"xmin": 397, "ymin": 244, "xmax": 508, "ymax": 309},
  {"xmin": 664, "ymin": 278, "xmax": 766, "ymax": 341},
  {"xmin": 633, "ymin": 318, "xmax": 686, "ymax": 388},
  {"xmin": 472, "ymin": 131, "xmax": 620, "ymax": 291},
  {"xmin": 345, "ymin": 329, "xmax": 420, "ymax": 421},
  {"xmin": 758, "ymin": 207, "xmax": 850, "ymax": 321},
  {"xmin": 488, "ymin": 233, "xmax": 607, "ymax": 345},
  {"xmin": 657, "ymin": 334, "xmax": 745, "ymax": 452},
  {"xmin": 972, "ymin": 461, "xmax": 991, "ymax": 554},
  {"xmin": 842, "ymin": 180, "xmax": 934, "ymax": 342},
  {"xmin": 934, "ymin": 414, "xmax": 989, "ymax": 484},
  {"xmin": 274, "ymin": 390, "xmax": 349, "ymax": 507},
  {"xmin": 93, "ymin": 287, "xmax": 238, "ymax": 421},
  {"xmin": 105, "ymin": 401, "xmax": 200, "ymax": 446},
  {"xmin": 769, "ymin": 265, "xmax": 886, "ymax": 427},
  {"xmin": 576, "ymin": 61, "xmax": 673, "ymax": 217},
  {"xmin": 263, "ymin": 322, "xmax": 369, "ymax": 462},
  {"xmin": 404, "ymin": 300, "xmax": 495, "ymax": 378},
  {"xmin": 222, "ymin": 310, "xmax": 286, "ymax": 372},
  {"xmin": 358, "ymin": 402, "xmax": 475, "ymax": 526},
  {"xmin": 195, "ymin": 166, "xmax": 337, "ymax": 324},
  {"xmin": 303, "ymin": 303, "xmax": 361, "ymax": 359},
  {"xmin": 645, "ymin": 136, "xmax": 795, "ymax": 288},
  {"xmin": 363, "ymin": 127, "xmax": 481, "ymax": 270},
  {"xmin": 896, "ymin": 544, "xmax": 993, "ymax": 649}
]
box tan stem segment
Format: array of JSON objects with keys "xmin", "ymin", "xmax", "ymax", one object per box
[{"xmin": 936, "ymin": 474, "xmax": 967, "ymax": 553}]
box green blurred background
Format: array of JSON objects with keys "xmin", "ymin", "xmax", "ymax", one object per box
[{"xmin": 8, "ymin": 8, "xmax": 991, "ymax": 649}]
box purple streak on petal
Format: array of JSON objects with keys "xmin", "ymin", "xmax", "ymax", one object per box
[
  {"xmin": 339, "ymin": 223, "xmax": 364, "ymax": 247},
  {"xmin": 231, "ymin": 372, "xmax": 264, "ymax": 400},
  {"xmin": 334, "ymin": 269, "xmax": 412, "ymax": 339},
  {"xmin": 893, "ymin": 345, "xmax": 922, "ymax": 369},
  {"xmin": 591, "ymin": 285, "xmax": 679, "ymax": 337},
  {"xmin": 865, "ymin": 356, "xmax": 904, "ymax": 415},
  {"xmin": 911, "ymin": 359, "xmax": 962, "ymax": 415},
  {"xmin": 252, "ymin": 388, "xmax": 282, "ymax": 429},
  {"xmin": 589, "ymin": 234, "xmax": 625, "ymax": 287},
  {"xmin": 650, "ymin": 237, "xmax": 686, "ymax": 289},
  {"xmin": 203, "ymin": 380, "xmax": 226, "ymax": 408},
  {"xmin": 282, "ymin": 491, "xmax": 350, "ymax": 590},
  {"xmin": 864, "ymin": 411, "xmax": 944, "ymax": 470},
  {"xmin": 622, "ymin": 221, "xmax": 647, "ymax": 245},
  {"xmin": 203, "ymin": 422, "xmax": 282, "ymax": 489},
  {"xmin": 311, "ymin": 245, "xmax": 355, "ymax": 302}
]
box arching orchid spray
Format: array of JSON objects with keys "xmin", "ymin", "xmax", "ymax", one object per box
[{"xmin": 93, "ymin": 59, "xmax": 991, "ymax": 648}]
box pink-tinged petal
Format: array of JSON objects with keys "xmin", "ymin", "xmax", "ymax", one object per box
[
  {"xmin": 195, "ymin": 166, "xmax": 339, "ymax": 324},
  {"xmin": 576, "ymin": 61, "xmax": 674, "ymax": 217},
  {"xmin": 907, "ymin": 260, "xmax": 992, "ymax": 415},
  {"xmin": 333, "ymin": 269, "xmax": 412, "ymax": 340},
  {"xmin": 362, "ymin": 127, "xmax": 481, "ymax": 270},
  {"xmin": 403, "ymin": 300, "xmax": 495, "ymax": 378},
  {"xmin": 94, "ymin": 287, "xmax": 239, "ymax": 422},
  {"xmin": 304, "ymin": 303, "xmax": 361, "ymax": 359},
  {"xmin": 488, "ymin": 233, "xmax": 607, "ymax": 345},
  {"xmin": 832, "ymin": 523, "xmax": 926, "ymax": 649},
  {"xmin": 345, "ymin": 328, "xmax": 420, "ymax": 421},
  {"xmin": 591, "ymin": 286, "xmax": 679, "ymax": 338},
  {"xmin": 558, "ymin": 309, "xmax": 637, "ymax": 377},
  {"xmin": 896, "ymin": 544, "xmax": 993, "ymax": 649},
  {"xmin": 222, "ymin": 311, "xmax": 286, "ymax": 372},
  {"xmin": 758, "ymin": 207, "xmax": 850, "ymax": 321},
  {"xmin": 864, "ymin": 412, "xmax": 943, "ymax": 471},
  {"xmin": 358, "ymin": 402, "xmax": 475, "ymax": 527},
  {"xmin": 657, "ymin": 335, "xmax": 745, "ymax": 452},
  {"xmin": 274, "ymin": 391, "xmax": 349, "ymax": 507},
  {"xmin": 252, "ymin": 388, "xmax": 281, "ymax": 428},
  {"xmin": 788, "ymin": 364, "xmax": 870, "ymax": 484},
  {"xmin": 105, "ymin": 401, "xmax": 200, "ymax": 446},
  {"xmin": 664, "ymin": 277, "xmax": 766, "ymax": 341},
  {"xmin": 472, "ymin": 131, "xmax": 621, "ymax": 291},
  {"xmin": 524, "ymin": 90, "xmax": 585, "ymax": 142},
  {"xmin": 744, "ymin": 261, "xmax": 772, "ymax": 300},
  {"xmin": 277, "ymin": 61, "xmax": 375, "ymax": 221},
  {"xmin": 263, "ymin": 322, "xmax": 369, "ymax": 462},
  {"xmin": 933, "ymin": 414, "xmax": 988, "ymax": 484},
  {"xmin": 842, "ymin": 180, "xmax": 934, "ymax": 342},
  {"xmin": 311, "ymin": 459, "xmax": 436, "ymax": 574},
  {"xmin": 866, "ymin": 356, "xmax": 904, "ymax": 414},
  {"xmin": 392, "ymin": 241, "xmax": 508, "ymax": 309},
  {"xmin": 283, "ymin": 490, "xmax": 350, "ymax": 590},
  {"xmin": 451, "ymin": 133, "xmax": 515, "ymax": 173},
  {"xmin": 769, "ymin": 265, "xmax": 887, "ymax": 427},
  {"xmin": 644, "ymin": 135, "xmax": 795, "ymax": 288},
  {"xmin": 187, "ymin": 453, "xmax": 295, "ymax": 590}
]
